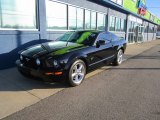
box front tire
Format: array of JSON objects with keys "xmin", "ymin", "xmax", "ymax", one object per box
[
  {"xmin": 68, "ymin": 59, "xmax": 86, "ymax": 87},
  {"xmin": 113, "ymin": 49, "xmax": 123, "ymax": 66}
]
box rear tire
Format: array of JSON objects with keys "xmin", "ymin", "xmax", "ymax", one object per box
[
  {"xmin": 113, "ymin": 49, "xmax": 123, "ymax": 66},
  {"xmin": 68, "ymin": 59, "xmax": 86, "ymax": 87}
]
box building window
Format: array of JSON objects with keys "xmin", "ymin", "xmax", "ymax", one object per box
[
  {"xmin": 68, "ymin": 6, "xmax": 76, "ymax": 30},
  {"xmin": 109, "ymin": 16, "xmax": 116, "ymax": 31},
  {"xmin": 68, "ymin": 6, "xmax": 84, "ymax": 30},
  {"xmin": 115, "ymin": 17, "xmax": 121, "ymax": 31},
  {"xmin": 144, "ymin": 26, "xmax": 148, "ymax": 33},
  {"xmin": 154, "ymin": 27, "xmax": 157, "ymax": 33},
  {"xmin": 110, "ymin": 16, "xmax": 126, "ymax": 32},
  {"xmin": 111, "ymin": 0, "xmax": 116, "ymax": 3},
  {"xmin": 148, "ymin": 27, "xmax": 152, "ymax": 33},
  {"xmin": 117, "ymin": 0, "xmax": 123, "ymax": 5},
  {"xmin": 46, "ymin": 1, "xmax": 107, "ymax": 31},
  {"xmin": 133, "ymin": 22, "xmax": 137, "ymax": 33},
  {"xmin": 110, "ymin": 0, "xmax": 123, "ymax": 6},
  {"xmin": 0, "ymin": 0, "xmax": 36, "ymax": 29},
  {"xmin": 152, "ymin": 27, "xmax": 154, "ymax": 33},
  {"xmin": 46, "ymin": 1, "xmax": 67, "ymax": 30},
  {"xmin": 121, "ymin": 19, "xmax": 126, "ymax": 32},
  {"xmin": 97, "ymin": 13, "xmax": 106, "ymax": 30},
  {"xmin": 91, "ymin": 12, "xmax": 96, "ymax": 29},
  {"xmin": 85, "ymin": 10, "xmax": 91, "ymax": 29},
  {"xmin": 77, "ymin": 8, "xmax": 84, "ymax": 30}
]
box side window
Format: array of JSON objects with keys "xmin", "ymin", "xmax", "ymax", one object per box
[
  {"xmin": 110, "ymin": 33, "xmax": 119, "ymax": 41},
  {"xmin": 98, "ymin": 32, "xmax": 111, "ymax": 41}
]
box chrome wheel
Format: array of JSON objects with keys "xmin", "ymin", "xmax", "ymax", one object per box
[
  {"xmin": 117, "ymin": 49, "xmax": 123, "ymax": 64},
  {"xmin": 71, "ymin": 63, "xmax": 85, "ymax": 84},
  {"xmin": 68, "ymin": 60, "xmax": 86, "ymax": 86},
  {"xmin": 113, "ymin": 49, "xmax": 124, "ymax": 66}
]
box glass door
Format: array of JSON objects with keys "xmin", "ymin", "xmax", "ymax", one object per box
[
  {"xmin": 137, "ymin": 26, "xmax": 144, "ymax": 43},
  {"xmin": 128, "ymin": 22, "xmax": 137, "ymax": 44}
]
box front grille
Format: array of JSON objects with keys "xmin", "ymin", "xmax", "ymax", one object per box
[{"xmin": 20, "ymin": 56, "xmax": 38, "ymax": 69}]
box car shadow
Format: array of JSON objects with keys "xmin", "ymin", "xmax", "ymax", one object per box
[
  {"xmin": 99, "ymin": 55, "xmax": 160, "ymax": 71},
  {"xmin": 0, "ymin": 67, "xmax": 69, "ymax": 92},
  {"xmin": 0, "ymin": 39, "xmax": 53, "ymax": 70},
  {"xmin": 0, "ymin": 37, "xmax": 69, "ymax": 92}
]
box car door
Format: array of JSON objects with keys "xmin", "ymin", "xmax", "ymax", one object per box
[
  {"xmin": 88, "ymin": 32, "xmax": 115, "ymax": 66},
  {"xmin": 110, "ymin": 33, "xmax": 121, "ymax": 54},
  {"xmin": 96, "ymin": 32, "xmax": 115, "ymax": 61}
]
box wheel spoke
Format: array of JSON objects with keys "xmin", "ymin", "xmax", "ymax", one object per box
[
  {"xmin": 118, "ymin": 50, "xmax": 123, "ymax": 63},
  {"xmin": 70, "ymin": 61, "xmax": 86, "ymax": 84},
  {"xmin": 72, "ymin": 73, "xmax": 77, "ymax": 78},
  {"xmin": 78, "ymin": 73, "xmax": 84, "ymax": 77},
  {"xmin": 75, "ymin": 75, "xmax": 79, "ymax": 82},
  {"xmin": 78, "ymin": 64, "xmax": 83, "ymax": 71},
  {"xmin": 73, "ymin": 65, "xmax": 78, "ymax": 73}
]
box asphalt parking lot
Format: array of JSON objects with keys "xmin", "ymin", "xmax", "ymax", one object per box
[{"xmin": 0, "ymin": 40, "xmax": 160, "ymax": 119}]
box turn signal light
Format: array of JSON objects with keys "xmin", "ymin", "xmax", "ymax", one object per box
[
  {"xmin": 45, "ymin": 72, "xmax": 54, "ymax": 75},
  {"xmin": 54, "ymin": 72, "xmax": 62, "ymax": 75},
  {"xmin": 45, "ymin": 72, "xmax": 62, "ymax": 75}
]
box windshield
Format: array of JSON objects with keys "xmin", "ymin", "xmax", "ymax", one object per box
[{"xmin": 57, "ymin": 31, "xmax": 98, "ymax": 46}]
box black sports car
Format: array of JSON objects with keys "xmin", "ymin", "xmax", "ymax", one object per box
[{"xmin": 16, "ymin": 30, "xmax": 127, "ymax": 86}]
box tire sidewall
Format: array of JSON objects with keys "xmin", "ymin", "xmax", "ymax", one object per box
[
  {"xmin": 68, "ymin": 59, "xmax": 86, "ymax": 87},
  {"xmin": 113, "ymin": 49, "xmax": 123, "ymax": 66},
  {"xmin": 116, "ymin": 49, "xmax": 123, "ymax": 65}
]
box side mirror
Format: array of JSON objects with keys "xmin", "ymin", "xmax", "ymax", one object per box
[
  {"xmin": 96, "ymin": 40, "xmax": 105, "ymax": 48},
  {"xmin": 96, "ymin": 40, "xmax": 107, "ymax": 48}
]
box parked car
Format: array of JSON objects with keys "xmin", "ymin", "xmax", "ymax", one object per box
[{"xmin": 16, "ymin": 30, "xmax": 127, "ymax": 86}]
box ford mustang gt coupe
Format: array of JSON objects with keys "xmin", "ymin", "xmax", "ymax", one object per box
[{"xmin": 16, "ymin": 30, "xmax": 127, "ymax": 86}]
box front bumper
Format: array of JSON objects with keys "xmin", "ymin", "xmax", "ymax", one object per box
[{"xmin": 16, "ymin": 60, "xmax": 66, "ymax": 81}]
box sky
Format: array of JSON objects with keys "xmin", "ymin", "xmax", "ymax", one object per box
[{"xmin": 145, "ymin": 0, "xmax": 160, "ymax": 18}]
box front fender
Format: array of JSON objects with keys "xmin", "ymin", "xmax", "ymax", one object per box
[
  {"xmin": 64, "ymin": 53, "xmax": 88, "ymax": 71},
  {"xmin": 117, "ymin": 40, "xmax": 127, "ymax": 52}
]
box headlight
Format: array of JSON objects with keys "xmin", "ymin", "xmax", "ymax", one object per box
[
  {"xmin": 20, "ymin": 55, "xmax": 23, "ymax": 60},
  {"xmin": 36, "ymin": 58, "xmax": 41, "ymax": 65},
  {"xmin": 53, "ymin": 60, "xmax": 58, "ymax": 66}
]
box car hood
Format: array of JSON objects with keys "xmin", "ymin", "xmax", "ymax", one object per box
[{"xmin": 21, "ymin": 41, "xmax": 86, "ymax": 58}]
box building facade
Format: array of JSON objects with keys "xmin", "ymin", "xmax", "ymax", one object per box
[{"xmin": 0, "ymin": 0, "xmax": 160, "ymax": 69}]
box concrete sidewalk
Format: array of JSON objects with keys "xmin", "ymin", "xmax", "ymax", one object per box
[{"xmin": 0, "ymin": 40, "xmax": 160, "ymax": 119}]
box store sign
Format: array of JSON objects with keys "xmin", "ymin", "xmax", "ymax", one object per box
[{"xmin": 137, "ymin": 0, "xmax": 147, "ymax": 16}]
